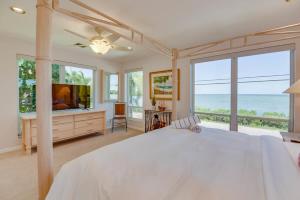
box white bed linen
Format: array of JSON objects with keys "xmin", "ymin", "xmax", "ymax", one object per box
[{"xmin": 47, "ymin": 127, "xmax": 300, "ymax": 200}]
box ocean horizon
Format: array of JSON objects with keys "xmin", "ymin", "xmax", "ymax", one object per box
[{"xmin": 195, "ymin": 94, "xmax": 290, "ymax": 116}]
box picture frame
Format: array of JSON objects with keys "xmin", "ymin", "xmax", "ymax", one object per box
[{"xmin": 149, "ymin": 69, "xmax": 180, "ymax": 100}]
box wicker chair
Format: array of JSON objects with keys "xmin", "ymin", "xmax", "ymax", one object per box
[{"xmin": 112, "ymin": 102, "xmax": 127, "ymax": 132}]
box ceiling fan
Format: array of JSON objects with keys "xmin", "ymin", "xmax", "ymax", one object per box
[{"xmin": 65, "ymin": 27, "xmax": 133, "ymax": 55}]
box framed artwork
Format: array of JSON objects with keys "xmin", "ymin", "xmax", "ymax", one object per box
[{"xmin": 149, "ymin": 69, "xmax": 180, "ymax": 100}]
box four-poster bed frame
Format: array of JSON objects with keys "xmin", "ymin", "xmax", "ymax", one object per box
[{"xmin": 36, "ymin": 0, "xmax": 300, "ymax": 199}]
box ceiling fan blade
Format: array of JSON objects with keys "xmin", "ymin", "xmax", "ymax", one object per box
[
  {"xmin": 64, "ymin": 29, "xmax": 90, "ymax": 41},
  {"xmin": 112, "ymin": 45, "xmax": 133, "ymax": 51},
  {"xmin": 106, "ymin": 34, "xmax": 121, "ymax": 43}
]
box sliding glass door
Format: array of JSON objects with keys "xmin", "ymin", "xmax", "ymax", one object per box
[
  {"xmin": 237, "ymin": 51, "xmax": 291, "ymax": 136},
  {"xmin": 192, "ymin": 47, "xmax": 293, "ymax": 135},
  {"xmin": 193, "ymin": 59, "xmax": 231, "ymax": 130}
]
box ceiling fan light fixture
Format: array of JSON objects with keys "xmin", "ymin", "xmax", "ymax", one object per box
[{"xmin": 89, "ymin": 40, "xmax": 111, "ymax": 55}]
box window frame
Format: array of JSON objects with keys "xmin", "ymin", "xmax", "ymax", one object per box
[
  {"xmin": 104, "ymin": 72, "xmax": 119, "ymax": 102},
  {"xmin": 190, "ymin": 44, "xmax": 295, "ymax": 132}
]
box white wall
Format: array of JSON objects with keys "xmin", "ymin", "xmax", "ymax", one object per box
[
  {"xmin": 0, "ymin": 35, "xmax": 121, "ymax": 151},
  {"xmin": 122, "ymin": 38, "xmax": 300, "ymax": 132},
  {"xmin": 122, "ymin": 54, "xmax": 191, "ymax": 130}
]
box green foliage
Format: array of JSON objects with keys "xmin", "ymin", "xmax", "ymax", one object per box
[
  {"xmin": 65, "ymin": 70, "xmax": 91, "ymax": 85},
  {"xmin": 19, "ymin": 59, "xmax": 36, "ymax": 113},
  {"xmin": 52, "ymin": 64, "xmax": 60, "ymax": 83},
  {"xmin": 153, "ymin": 75, "xmax": 169, "ymax": 84},
  {"xmin": 238, "ymin": 109, "xmax": 256, "ymax": 116},
  {"xmin": 18, "ymin": 59, "xmax": 61, "ymax": 113},
  {"xmin": 195, "ymin": 107, "xmax": 288, "ymax": 131},
  {"xmin": 128, "ymin": 71, "xmax": 143, "ymax": 106},
  {"xmin": 263, "ymin": 112, "xmax": 286, "ymax": 118}
]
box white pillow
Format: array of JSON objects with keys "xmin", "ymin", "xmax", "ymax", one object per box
[{"xmin": 171, "ymin": 115, "xmax": 201, "ymax": 129}]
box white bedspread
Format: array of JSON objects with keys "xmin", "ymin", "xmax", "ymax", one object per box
[{"xmin": 47, "ymin": 127, "xmax": 300, "ymax": 200}]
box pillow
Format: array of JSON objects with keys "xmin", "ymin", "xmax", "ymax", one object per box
[
  {"xmin": 189, "ymin": 123, "xmax": 202, "ymax": 133},
  {"xmin": 171, "ymin": 115, "xmax": 201, "ymax": 129}
]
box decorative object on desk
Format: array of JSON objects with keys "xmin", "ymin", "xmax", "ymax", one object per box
[
  {"xmin": 144, "ymin": 110, "xmax": 172, "ymax": 132},
  {"xmin": 149, "ymin": 69, "xmax": 180, "ymax": 100},
  {"xmin": 284, "ymin": 79, "xmax": 300, "ymax": 94},
  {"xmin": 112, "ymin": 102, "xmax": 127, "ymax": 132},
  {"xmin": 158, "ymin": 100, "xmax": 166, "ymax": 111},
  {"xmin": 171, "ymin": 115, "xmax": 201, "ymax": 129},
  {"xmin": 152, "ymin": 114, "xmax": 161, "ymax": 130},
  {"xmin": 151, "ymin": 96, "xmax": 156, "ymax": 110}
]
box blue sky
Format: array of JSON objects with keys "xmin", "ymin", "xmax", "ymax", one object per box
[{"xmin": 194, "ymin": 50, "xmax": 291, "ymax": 94}]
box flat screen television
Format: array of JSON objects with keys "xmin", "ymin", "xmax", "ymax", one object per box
[{"xmin": 52, "ymin": 84, "xmax": 91, "ymax": 110}]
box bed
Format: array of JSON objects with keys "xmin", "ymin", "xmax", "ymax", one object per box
[{"xmin": 46, "ymin": 127, "xmax": 300, "ymax": 200}]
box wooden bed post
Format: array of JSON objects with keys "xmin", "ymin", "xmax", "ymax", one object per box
[
  {"xmin": 36, "ymin": 0, "xmax": 54, "ymax": 199},
  {"xmin": 172, "ymin": 48, "xmax": 178, "ymax": 120}
]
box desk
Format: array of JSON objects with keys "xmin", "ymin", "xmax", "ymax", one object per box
[{"xmin": 144, "ymin": 110, "xmax": 172, "ymax": 133}]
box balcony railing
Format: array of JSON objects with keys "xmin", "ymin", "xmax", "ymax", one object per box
[{"xmin": 195, "ymin": 111, "xmax": 289, "ymax": 131}]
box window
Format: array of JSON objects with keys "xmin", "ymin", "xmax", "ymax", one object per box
[
  {"xmin": 18, "ymin": 58, "xmax": 95, "ymax": 113},
  {"xmin": 105, "ymin": 73, "xmax": 119, "ymax": 101},
  {"xmin": 18, "ymin": 58, "xmax": 61, "ymax": 113},
  {"xmin": 192, "ymin": 48, "xmax": 293, "ymax": 136},
  {"xmin": 126, "ymin": 70, "xmax": 143, "ymax": 119}
]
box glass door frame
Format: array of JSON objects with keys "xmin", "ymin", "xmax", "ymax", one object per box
[{"xmin": 191, "ymin": 44, "xmax": 295, "ymax": 132}]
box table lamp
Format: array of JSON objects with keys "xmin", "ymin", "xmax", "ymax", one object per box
[{"xmin": 284, "ymin": 80, "xmax": 300, "ymax": 94}]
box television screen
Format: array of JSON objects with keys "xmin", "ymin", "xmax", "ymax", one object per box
[{"xmin": 52, "ymin": 84, "xmax": 91, "ymax": 110}]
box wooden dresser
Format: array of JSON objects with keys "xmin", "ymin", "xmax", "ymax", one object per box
[{"xmin": 21, "ymin": 109, "xmax": 106, "ymax": 153}]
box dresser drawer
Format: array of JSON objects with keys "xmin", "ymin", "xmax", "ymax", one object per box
[
  {"xmin": 75, "ymin": 118, "xmax": 103, "ymax": 128},
  {"xmin": 31, "ymin": 122, "xmax": 74, "ymax": 137},
  {"xmin": 74, "ymin": 112, "xmax": 104, "ymax": 122},
  {"xmin": 53, "ymin": 130, "xmax": 74, "ymax": 141},
  {"xmin": 31, "ymin": 115, "xmax": 73, "ymax": 128},
  {"xmin": 74, "ymin": 126, "xmax": 99, "ymax": 136},
  {"xmin": 53, "ymin": 122, "xmax": 74, "ymax": 133}
]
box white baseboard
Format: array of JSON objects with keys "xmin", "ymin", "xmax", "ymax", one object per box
[{"xmin": 0, "ymin": 145, "xmax": 22, "ymax": 154}]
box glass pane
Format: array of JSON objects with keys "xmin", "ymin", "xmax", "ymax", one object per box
[
  {"xmin": 105, "ymin": 73, "xmax": 118, "ymax": 100},
  {"xmin": 64, "ymin": 66, "xmax": 94, "ymax": 108},
  {"xmin": 127, "ymin": 71, "xmax": 143, "ymax": 119},
  {"xmin": 194, "ymin": 59, "xmax": 231, "ymax": 130},
  {"xmin": 18, "ymin": 58, "xmax": 62, "ymax": 113},
  {"xmin": 237, "ymin": 51, "xmax": 290, "ymax": 137}
]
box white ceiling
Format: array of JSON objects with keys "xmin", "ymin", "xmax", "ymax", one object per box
[{"xmin": 0, "ymin": 0, "xmax": 300, "ymax": 63}]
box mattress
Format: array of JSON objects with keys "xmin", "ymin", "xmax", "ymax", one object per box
[{"xmin": 47, "ymin": 127, "xmax": 300, "ymax": 200}]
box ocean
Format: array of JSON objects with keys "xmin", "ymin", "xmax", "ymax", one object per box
[{"xmin": 195, "ymin": 94, "xmax": 290, "ymax": 116}]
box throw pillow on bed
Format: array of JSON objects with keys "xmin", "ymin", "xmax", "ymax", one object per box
[
  {"xmin": 189, "ymin": 123, "xmax": 202, "ymax": 133},
  {"xmin": 171, "ymin": 115, "xmax": 201, "ymax": 129}
]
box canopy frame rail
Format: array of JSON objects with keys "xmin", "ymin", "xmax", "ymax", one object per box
[
  {"xmin": 178, "ymin": 23, "xmax": 300, "ymax": 58},
  {"xmin": 52, "ymin": 0, "xmax": 172, "ymax": 57}
]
